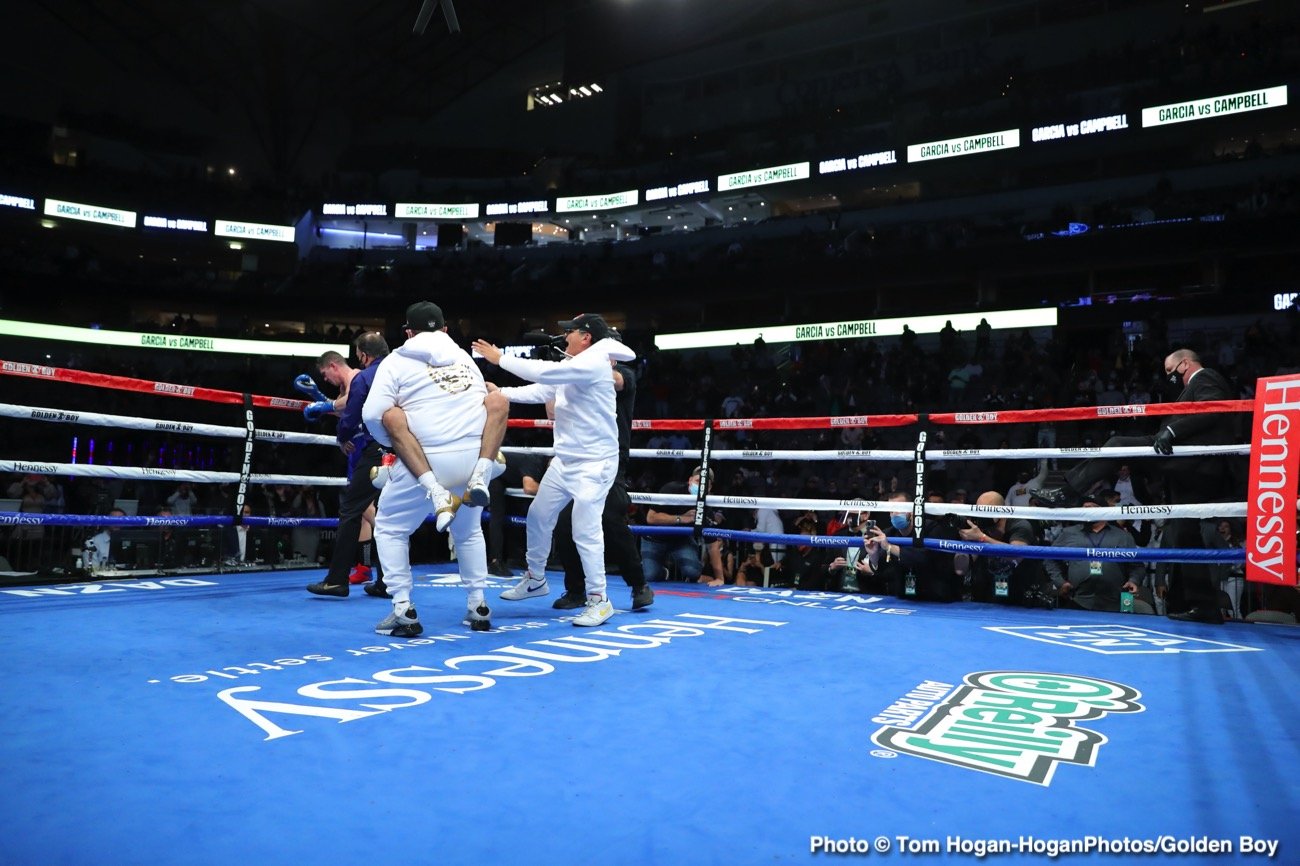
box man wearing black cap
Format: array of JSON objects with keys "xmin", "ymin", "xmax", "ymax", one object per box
[
  {"xmin": 361, "ymin": 301, "xmax": 507, "ymax": 635},
  {"xmin": 472, "ymin": 313, "xmax": 636, "ymax": 627},
  {"xmin": 552, "ymin": 329, "xmax": 654, "ymax": 610}
]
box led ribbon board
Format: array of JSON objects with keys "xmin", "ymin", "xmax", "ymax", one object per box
[
  {"xmin": 1142, "ymin": 85, "xmax": 1287, "ymax": 127},
  {"xmin": 143, "ymin": 216, "xmax": 209, "ymax": 232},
  {"xmin": 818, "ymin": 151, "xmax": 898, "ymax": 174},
  {"xmin": 717, "ymin": 162, "xmax": 810, "ymax": 192},
  {"xmin": 321, "ymin": 203, "xmax": 390, "ymax": 216},
  {"xmin": 555, "ymin": 190, "xmax": 639, "ymax": 213},
  {"xmin": 0, "ymin": 319, "xmax": 346, "ymax": 358},
  {"xmin": 0, "ymin": 193, "xmax": 37, "ymax": 211},
  {"xmin": 43, "ymin": 198, "xmax": 137, "ymax": 228},
  {"xmin": 214, "ymin": 220, "xmax": 295, "ymax": 243},
  {"xmin": 907, "ymin": 130, "xmax": 1020, "ymax": 163},
  {"xmin": 394, "ymin": 203, "xmax": 481, "ymax": 219},
  {"xmin": 644, "ymin": 180, "xmax": 711, "ymax": 202},
  {"xmin": 1031, "ymin": 114, "xmax": 1129, "ymax": 142},
  {"xmin": 654, "ymin": 308, "xmax": 1059, "ymax": 351},
  {"xmin": 485, "ymin": 200, "xmax": 550, "ymax": 216}
]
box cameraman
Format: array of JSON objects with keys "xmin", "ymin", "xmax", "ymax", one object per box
[{"xmin": 958, "ymin": 490, "xmax": 1044, "ymax": 605}]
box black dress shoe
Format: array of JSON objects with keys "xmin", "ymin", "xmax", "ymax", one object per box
[
  {"xmin": 1168, "ymin": 606, "xmax": 1224, "ymax": 624},
  {"xmin": 551, "ymin": 592, "xmax": 586, "ymax": 610},
  {"xmin": 488, "ymin": 559, "xmax": 515, "ymax": 578},
  {"xmin": 630, "ymin": 584, "xmax": 655, "ymax": 610},
  {"xmin": 306, "ymin": 581, "xmax": 348, "ymax": 597},
  {"xmin": 363, "ymin": 581, "xmax": 392, "ymax": 599},
  {"xmin": 1029, "ymin": 485, "xmax": 1082, "ymax": 508}
]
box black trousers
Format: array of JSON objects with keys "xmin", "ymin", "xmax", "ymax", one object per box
[
  {"xmin": 323, "ymin": 443, "xmax": 383, "ymax": 587},
  {"xmin": 488, "ymin": 475, "xmax": 521, "ymax": 565},
  {"xmin": 555, "ymin": 481, "xmax": 646, "ymax": 597}
]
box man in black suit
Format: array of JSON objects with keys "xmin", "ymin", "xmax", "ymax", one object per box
[{"xmin": 1033, "ymin": 349, "xmax": 1240, "ymax": 623}]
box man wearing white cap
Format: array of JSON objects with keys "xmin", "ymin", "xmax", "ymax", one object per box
[{"xmin": 472, "ymin": 313, "xmax": 635, "ymax": 627}]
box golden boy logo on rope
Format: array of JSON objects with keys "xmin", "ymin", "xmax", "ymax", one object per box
[
  {"xmin": 871, "ymin": 671, "xmax": 1143, "ymax": 785},
  {"xmin": 425, "ymin": 362, "xmax": 476, "ymax": 394}
]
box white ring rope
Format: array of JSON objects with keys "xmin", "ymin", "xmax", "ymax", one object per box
[
  {"xmin": 508, "ymin": 489, "xmax": 1247, "ymax": 521},
  {"xmin": 504, "ymin": 446, "xmax": 916, "ymax": 462},
  {"xmin": 0, "ymin": 403, "xmax": 336, "ymax": 446},
  {"xmin": 926, "ymin": 501, "xmax": 1247, "ymax": 521},
  {"xmin": 0, "ymin": 459, "xmax": 346, "ymax": 487},
  {"xmin": 930, "ymin": 444, "xmax": 1251, "ymax": 460},
  {"xmin": 502, "ymin": 444, "xmax": 1246, "ymax": 462}
]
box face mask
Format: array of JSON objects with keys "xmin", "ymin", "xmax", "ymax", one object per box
[
  {"xmin": 688, "ymin": 482, "xmax": 699, "ymax": 495},
  {"xmin": 891, "ymin": 514, "xmax": 910, "ymax": 533},
  {"xmin": 1165, "ymin": 364, "xmax": 1184, "ymax": 390}
]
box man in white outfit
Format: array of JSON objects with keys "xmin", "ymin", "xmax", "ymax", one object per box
[
  {"xmin": 471, "ymin": 313, "xmax": 635, "ymax": 628},
  {"xmin": 362, "ymin": 301, "xmax": 499, "ymax": 635}
]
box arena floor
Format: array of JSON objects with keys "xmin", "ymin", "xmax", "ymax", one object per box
[{"xmin": 0, "ymin": 566, "xmax": 1296, "ymax": 865}]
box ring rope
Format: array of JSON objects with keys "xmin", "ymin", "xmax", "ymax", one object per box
[
  {"xmin": 506, "ymin": 413, "xmax": 921, "ymax": 431},
  {"xmin": 628, "ymin": 526, "xmax": 1252, "ymax": 564},
  {"xmin": 0, "ymin": 509, "xmax": 1262, "ymax": 567},
  {"xmin": 929, "ymin": 444, "xmax": 1251, "ymax": 460},
  {"xmin": 0, "ymin": 403, "xmax": 336, "ymax": 446},
  {"xmin": 501, "ymin": 446, "xmax": 917, "ymax": 462},
  {"xmin": 926, "ymin": 501, "xmax": 1247, "ymax": 520},
  {"xmin": 0, "ymin": 459, "xmax": 346, "ymax": 487},
  {"xmin": 927, "ymin": 399, "xmax": 1253, "ymax": 425},
  {"xmin": 0, "ymin": 359, "xmax": 308, "ymax": 411},
  {"xmin": 504, "ymin": 401, "xmax": 1251, "ymax": 433}
]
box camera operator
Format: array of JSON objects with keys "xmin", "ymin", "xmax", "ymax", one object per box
[{"xmin": 958, "ymin": 490, "xmax": 1046, "ymax": 606}]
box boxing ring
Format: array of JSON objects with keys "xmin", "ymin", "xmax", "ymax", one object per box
[{"xmin": 0, "ymin": 360, "xmax": 1297, "ymax": 865}]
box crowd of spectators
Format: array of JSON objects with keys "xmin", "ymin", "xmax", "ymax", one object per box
[{"xmin": 4, "ymin": 292, "xmax": 1298, "ymax": 619}]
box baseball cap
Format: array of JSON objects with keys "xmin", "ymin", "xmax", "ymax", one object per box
[
  {"xmin": 557, "ymin": 313, "xmax": 611, "ymax": 341},
  {"xmin": 403, "ymin": 301, "xmax": 445, "ymax": 332}
]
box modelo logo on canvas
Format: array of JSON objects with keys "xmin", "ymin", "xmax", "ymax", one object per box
[{"xmin": 871, "ymin": 671, "xmax": 1143, "ymax": 785}]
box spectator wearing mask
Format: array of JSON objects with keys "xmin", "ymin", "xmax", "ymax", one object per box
[{"xmin": 640, "ymin": 466, "xmax": 723, "ymax": 585}]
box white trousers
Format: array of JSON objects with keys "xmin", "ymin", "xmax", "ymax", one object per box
[
  {"xmin": 375, "ymin": 445, "xmax": 486, "ymax": 606},
  {"xmin": 527, "ymin": 454, "xmax": 617, "ymax": 597}
]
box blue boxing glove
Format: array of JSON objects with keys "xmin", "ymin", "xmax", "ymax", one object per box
[
  {"xmin": 294, "ymin": 374, "xmax": 328, "ymax": 403},
  {"xmin": 304, "ymin": 400, "xmax": 334, "ymax": 422}
]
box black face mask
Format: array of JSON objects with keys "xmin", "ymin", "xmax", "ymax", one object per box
[{"xmin": 1165, "ymin": 363, "xmax": 1184, "ymax": 392}]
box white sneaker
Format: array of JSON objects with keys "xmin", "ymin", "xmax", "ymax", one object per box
[
  {"xmin": 572, "ymin": 595, "xmax": 613, "ymax": 627},
  {"xmin": 500, "ymin": 571, "xmax": 549, "ymax": 601},
  {"xmin": 464, "ymin": 471, "xmax": 490, "ymax": 508},
  {"xmin": 430, "ymin": 487, "xmax": 461, "ymax": 532}
]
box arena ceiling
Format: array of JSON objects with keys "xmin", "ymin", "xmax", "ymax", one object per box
[{"xmin": 4, "ymin": 0, "xmax": 880, "ymax": 183}]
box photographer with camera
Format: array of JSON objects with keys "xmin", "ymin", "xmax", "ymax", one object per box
[
  {"xmin": 1045, "ymin": 491, "xmax": 1142, "ymax": 612},
  {"xmin": 774, "ymin": 512, "xmax": 846, "ymax": 591},
  {"xmin": 958, "ymin": 490, "xmax": 1047, "ymax": 606}
]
